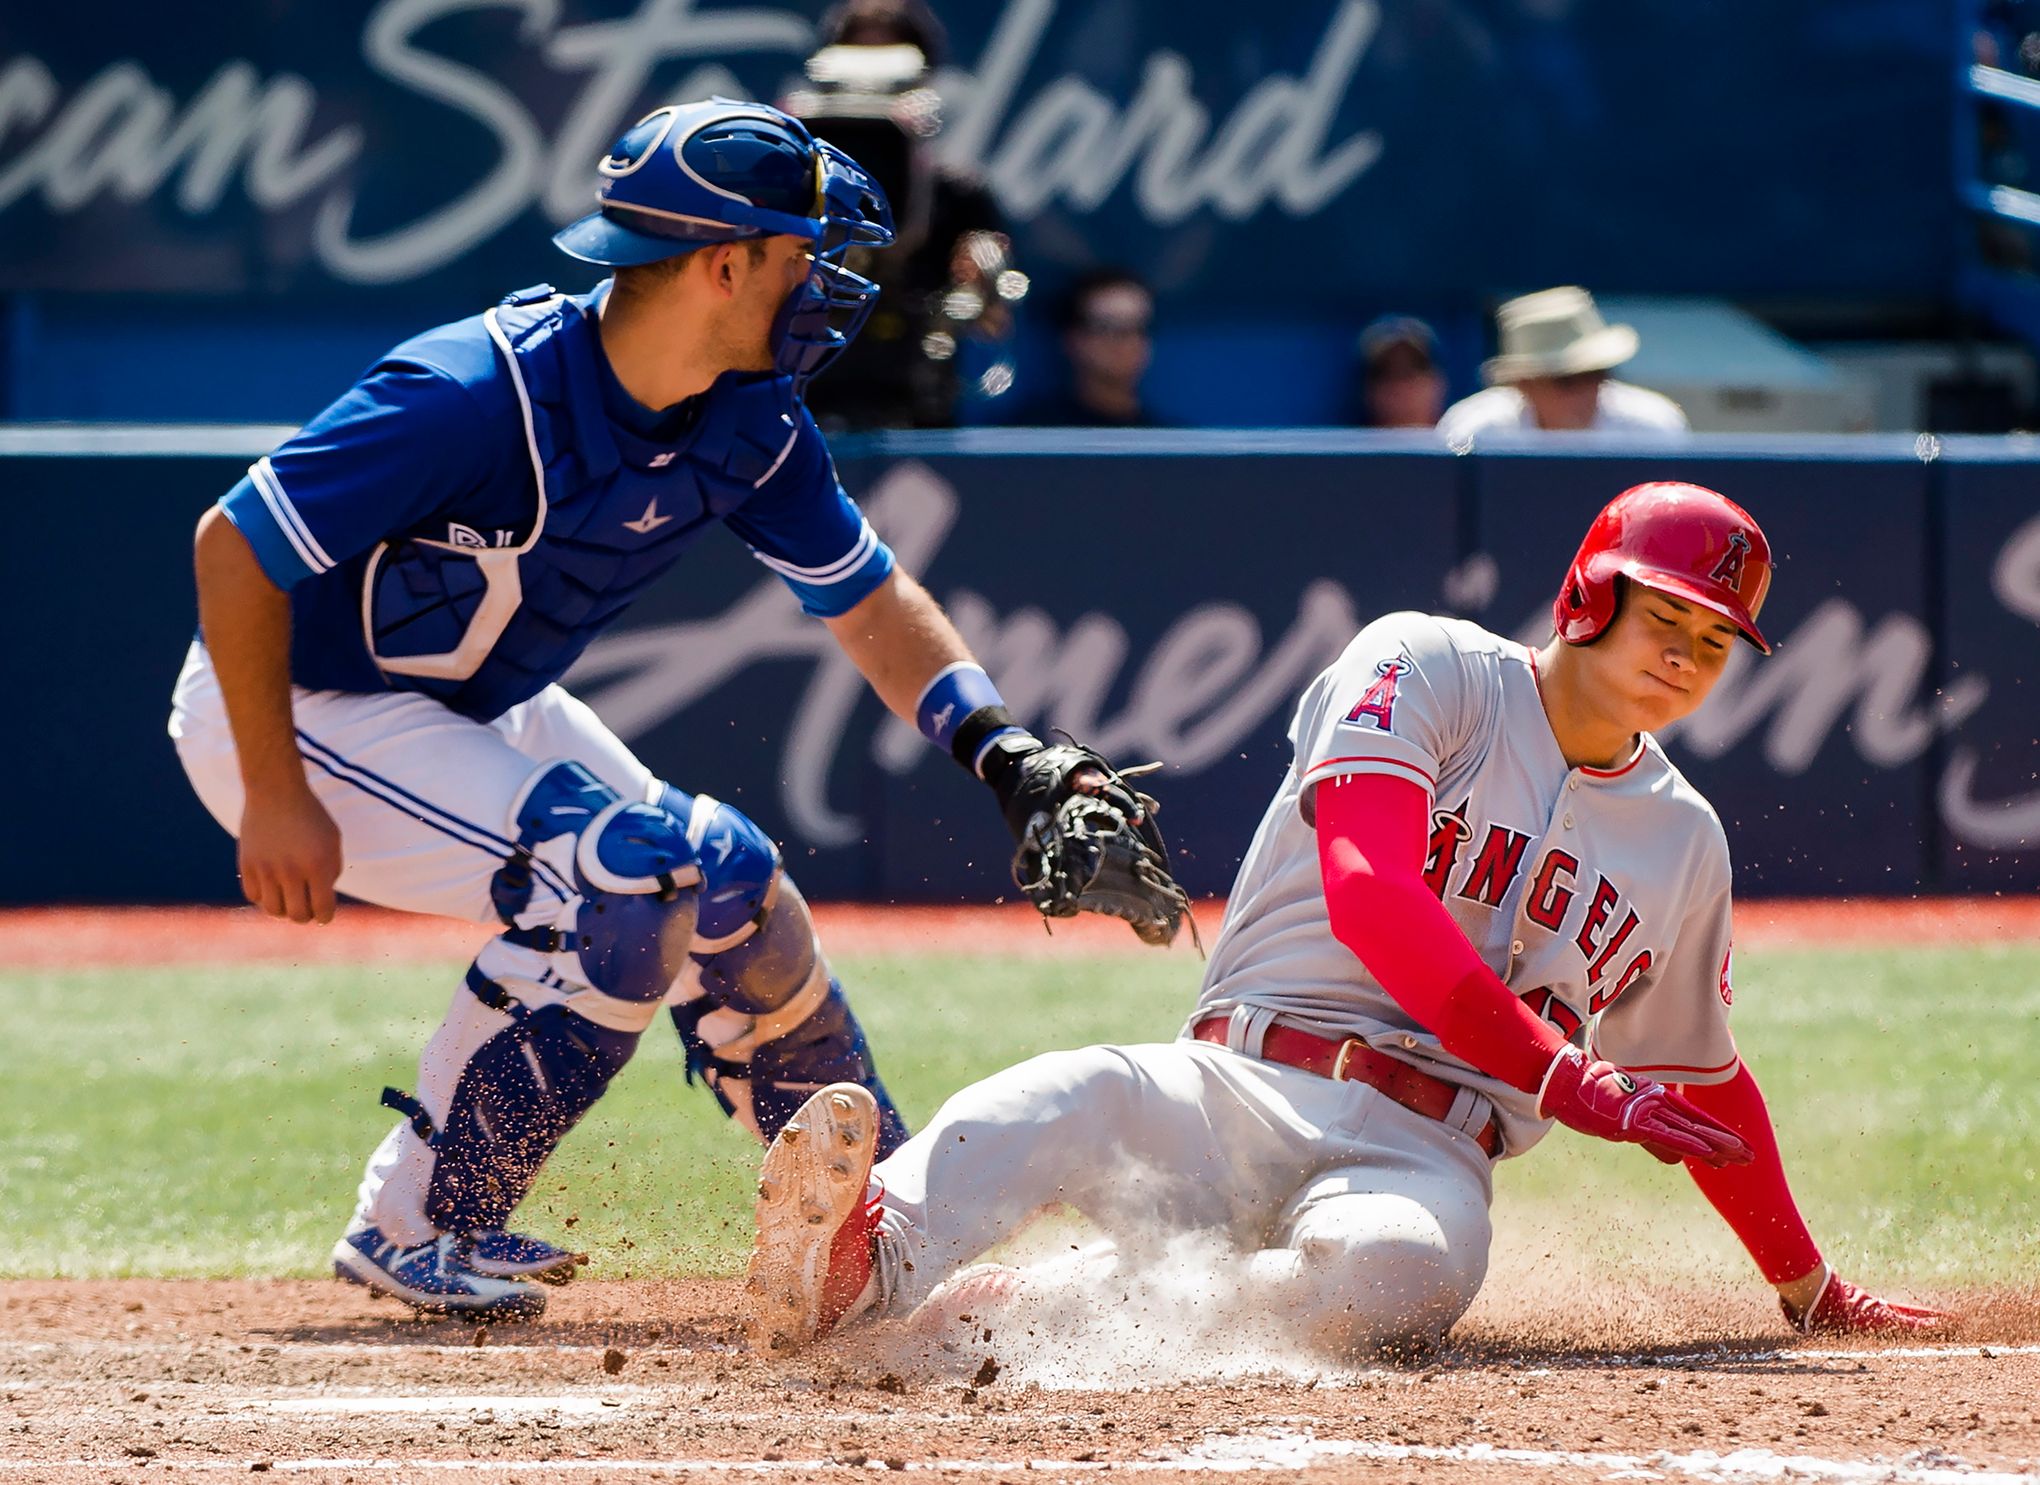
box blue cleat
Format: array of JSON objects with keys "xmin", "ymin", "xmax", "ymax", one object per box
[
  {"xmin": 466, "ymin": 1230, "xmax": 585, "ymax": 1285},
  {"xmin": 331, "ymin": 1226, "xmax": 547, "ymax": 1319}
]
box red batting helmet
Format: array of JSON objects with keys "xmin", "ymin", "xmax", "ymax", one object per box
[{"xmin": 1553, "ymin": 483, "xmax": 1773, "ymax": 653}]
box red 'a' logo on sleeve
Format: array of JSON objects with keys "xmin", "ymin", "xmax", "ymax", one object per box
[
  {"xmin": 1709, "ymin": 531, "xmax": 1751, "ymax": 589},
  {"xmin": 1345, "ymin": 656, "xmax": 1409, "ymax": 731}
]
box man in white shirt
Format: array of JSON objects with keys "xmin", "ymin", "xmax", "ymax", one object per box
[{"xmin": 1438, "ymin": 287, "xmax": 1687, "ymax": 443}]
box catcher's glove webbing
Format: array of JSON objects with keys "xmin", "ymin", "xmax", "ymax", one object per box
[{"xmin": 988, "ymin": 740, "xmax": 1196, "ymax": 950}]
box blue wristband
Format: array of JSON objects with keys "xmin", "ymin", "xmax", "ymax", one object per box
[{"xmin": 916, "ymin": 662, "xmax": 1007, "ymax": 753}]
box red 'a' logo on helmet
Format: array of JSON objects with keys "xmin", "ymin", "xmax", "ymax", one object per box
[{"xmin": 1709, "ymin": 531, "xmax": 1752, "ymax": 590}]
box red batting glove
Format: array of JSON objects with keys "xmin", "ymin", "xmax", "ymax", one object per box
[
  {"xmin": 1782, "ymin": 1271, "xmax": 1949, "ymax": 1335},
  {"xmin": 1538, "ymin": 1044, "xmax": 1753, "ymax": 1167}
]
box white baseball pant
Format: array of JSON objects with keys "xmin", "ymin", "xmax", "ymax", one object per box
[
  {"xmin": 869, "ymin": 1033, "xmax": 1495, "ymax": 1353},
  {"xmin": 169, "ymin": 640, "xmax": 660, "ymax": 1244}
]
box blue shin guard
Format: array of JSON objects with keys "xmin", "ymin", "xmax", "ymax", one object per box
[
  {"xmin": 376, "ymin": 763, "xmax": 704, "ymax": 1242},
  {"xmin": 421, "ymin": 996, "xmax": 641, "ymax": 1234},
  {"xmin": 671, "ymin": 972, "xmax": 909, "ymax": 1158},
  {"xmin": 748, "ymin": 977, "xmax": 909, "ymax": 1157},
  {"xmin": 650, "ymin": 783, "xmax": 908, "ymax": 1158}
]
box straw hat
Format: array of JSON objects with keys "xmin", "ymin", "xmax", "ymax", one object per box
[{"xmin": 1480, "ymin": 287, "xmax": 1639, "ymax": 384}]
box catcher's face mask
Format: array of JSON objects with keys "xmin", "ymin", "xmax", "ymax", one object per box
[{"xmin": 768, "ymin": 140, "xmax": 896, "ymax": 398}]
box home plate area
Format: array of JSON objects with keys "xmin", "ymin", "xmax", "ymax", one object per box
[{"xmin": 2, "ymin": 1282, "xmax": 2037, "ymax": 1483}]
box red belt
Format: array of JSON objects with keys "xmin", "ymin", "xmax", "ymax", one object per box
[{"xmin": 1191, "ymin": 1016, "xmax": 1504, "ymax": 1159}]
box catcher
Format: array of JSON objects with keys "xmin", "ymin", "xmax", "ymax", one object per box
[
  {"xmin": 742, "ymin": 483, "xmax": 1947, "ymax": 1357},
  {"xmin": 169, "ymin": 97, "xmax": 1181, "ymax": 1321}
]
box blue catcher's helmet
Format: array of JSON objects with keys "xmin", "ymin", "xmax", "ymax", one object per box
[{"xmin": 553, "ymin": 98, "xmax": 896, "ymax": 395}]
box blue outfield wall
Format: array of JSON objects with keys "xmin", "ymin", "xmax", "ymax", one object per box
[{"xmin": 2, "ymin": 430, "xmax": 2035, "ymax": 907}]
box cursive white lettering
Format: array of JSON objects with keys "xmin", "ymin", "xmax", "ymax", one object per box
[
  {"xmin": 1938, "ymin": 511, "xmax": 2040, "ymax": 849},
  {"xmin": 1668, "ymin": 597, "xmax": 1987, "ymax": 774},
  {"xmin": 1991, "ymin": 509, "xmax": 2040, "ymax": 624},
  {"xmin": 978, "ymin": 0, "xmax": 1382, "ymax": 224},
  {"xmin": 575, "ymin": 464, "xmax": 1344, "ymax": 844},
  {"xmin": 3, "ymin": 0, "xmax": 1383, "ymax": 283},
  {"xmin": 313, "ymin": 0, "xmax": 554, "ymax": 284},
  {"xmin": 568, "ymin": 464, "xmax": 2028, "ymax": 863},
  {"xmin": 541, "ymin": 0, "xmax": 811, "ymax": 223},
  {"xmin": 1265, "ymin": 0, "xmax": 1382, "ymax": 215},
  {"xmin": 0, "ymin": 57, "xmax": 359, "ymax": 216}
]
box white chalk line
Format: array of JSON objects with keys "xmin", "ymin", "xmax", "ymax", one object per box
[
  {"xmin": 1188, "ymin": 1435, "xmax": 2040, "ymax": 1483},
  {"xmin": 251, "ymin": 1394, "xmax": 629, "ymax": 1416},
  {"xmin": 0, "ymin": 1440, "xmax": 2035, "ymax": 1480},
  {"xmin": 3, "ymin": 1338, "xmax": 2040, "ymax": 1378},
  {"xmin": 1800, "ymin": 1345, "xmax": 2039, "ymax": 1361},
  {"xmin": 232, "ymin": 1395, "xmax": 964, "ymax": 1427},
  {"xmin": 2, "ymin": 1381, "xmax": 974, "ymax": 1427},
  {"xmin": 4, "ymin": 1338, "xmax": 2035, "ymax": 1366},
  {"xmin": 0, "ymin": 1338, "xmax": 684, "ymax": 1357}
]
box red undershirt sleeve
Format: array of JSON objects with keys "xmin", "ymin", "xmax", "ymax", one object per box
[
  {"xmin": 1313, "ymin": 772, "xmax": 1566, "ymax": 1095},
  {"xmin": 1315, "ymin": 772, "xmax": 1818, "ymax": 1286},
  {"xmin": 1676, "ymin": 1064, "xmax": 1824, "ymax": 1284}
]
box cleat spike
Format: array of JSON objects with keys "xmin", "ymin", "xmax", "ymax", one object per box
[{"xmin": 742, "ymin": 1084, "xmax": 882, "ymax": 1357}]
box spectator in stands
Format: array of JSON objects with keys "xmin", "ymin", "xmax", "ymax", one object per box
[
  {"xmin": 1437, "ymin": 286, "xmax": 1687, "ymax": 441},
  {"xmin": 787, "ymin": 0, "xmax": 1025, "ymax": 430},
  {"xmin": 1011, "ymin": 268, "xmax": 1160, "ymax": 427},
  {"xmin": 1353, "ymin": 315, "xmax": 1447, "ymax": 428},
  {"xmin": 823, "ymin": 0, "xmax": 946, "ymax": 49}
]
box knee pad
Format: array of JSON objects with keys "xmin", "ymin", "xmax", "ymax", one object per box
[
  {"xmin": 498, "ymin": 762, "xmax": 705, "ymax": 1006},
  {"xmin": 395, "ymin": 996, "xmax": 641, "ymax": 1235},
  {"xmin": 669, "ymin": 874, "xmax": 830, "ymax": 1059},
  {"xmin": 649, "ymin": 784, "xmax": 780, "ymax": 950}
]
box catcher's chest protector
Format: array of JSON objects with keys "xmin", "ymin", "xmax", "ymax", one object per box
[{"xmin": 364, "ymin": 288, "xmax": 801, "ymax": 722}]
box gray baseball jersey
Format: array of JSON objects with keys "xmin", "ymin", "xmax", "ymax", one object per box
[{"xmin": 1192, "ymin": 611, "xmax": 1739, "ymax": 1157}]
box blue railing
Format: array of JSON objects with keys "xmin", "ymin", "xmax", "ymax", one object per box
[{"xmin": 1957, "ymin": 2, "xmax": 2040, "ymax": 340}]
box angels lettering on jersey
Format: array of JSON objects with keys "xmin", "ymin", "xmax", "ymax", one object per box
[
  {"xmin": 1335, "ymin": 633, "xmax": 1666, "ymax": 1027},
  {"xmin": 1340, "ymin": 643, "xmax": 1654, "ymax": 1023},
  {"xmin": 1241, "ymin": 610, "xmax": 1742, "ymax": 1139},
  {"xmin": 1420, "ymin": 798, "xmax": 1653, "ymax": 1032}
]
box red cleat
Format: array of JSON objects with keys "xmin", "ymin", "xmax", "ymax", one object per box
[
  {"xmin": 1785, "ymin": 1273, "xmax": 1949, "ymax": 1335},
  {"xmin": 744, "ymin": 1084, "xmax": 882, "ymax": 1355}
]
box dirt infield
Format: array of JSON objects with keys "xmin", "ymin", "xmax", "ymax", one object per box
[
  {"xmin": 2, "ymin": 1277, "xmax": 2036, "ymax": 1483},
  {"xmin": 7, "ymin": 896, "xmax": 2040, "ymax": 968},
  {"xmin": 6, "ymin": 900, "xmax": 2037, "ymax": 1479}
]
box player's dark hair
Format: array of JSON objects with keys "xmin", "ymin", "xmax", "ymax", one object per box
[
  {"xmin": 1596, "ymin": 574, "xmax": 1631, "ymax": 638},
  {"xmin": 1554, "ymin": 574, "xmax": 1629, "ymax": 646},
  {"xmin": 1059, "ymin": 267, "xmax": 1152, "ymax": 332}
]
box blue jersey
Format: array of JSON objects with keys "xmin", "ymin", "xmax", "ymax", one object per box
[{"xmin": 217, "ymin": 283, "xmax": 895, "ymax": 722}]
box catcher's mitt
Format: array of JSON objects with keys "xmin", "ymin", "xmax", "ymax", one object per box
[{"xmin": 995, "ymin": 743, "xmax": 1194, "ymax": 949}]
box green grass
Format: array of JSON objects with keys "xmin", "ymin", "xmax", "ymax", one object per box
[{"xmin": 1, "ymin": 944, "xmax": 2033, "ymax": 1284}]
